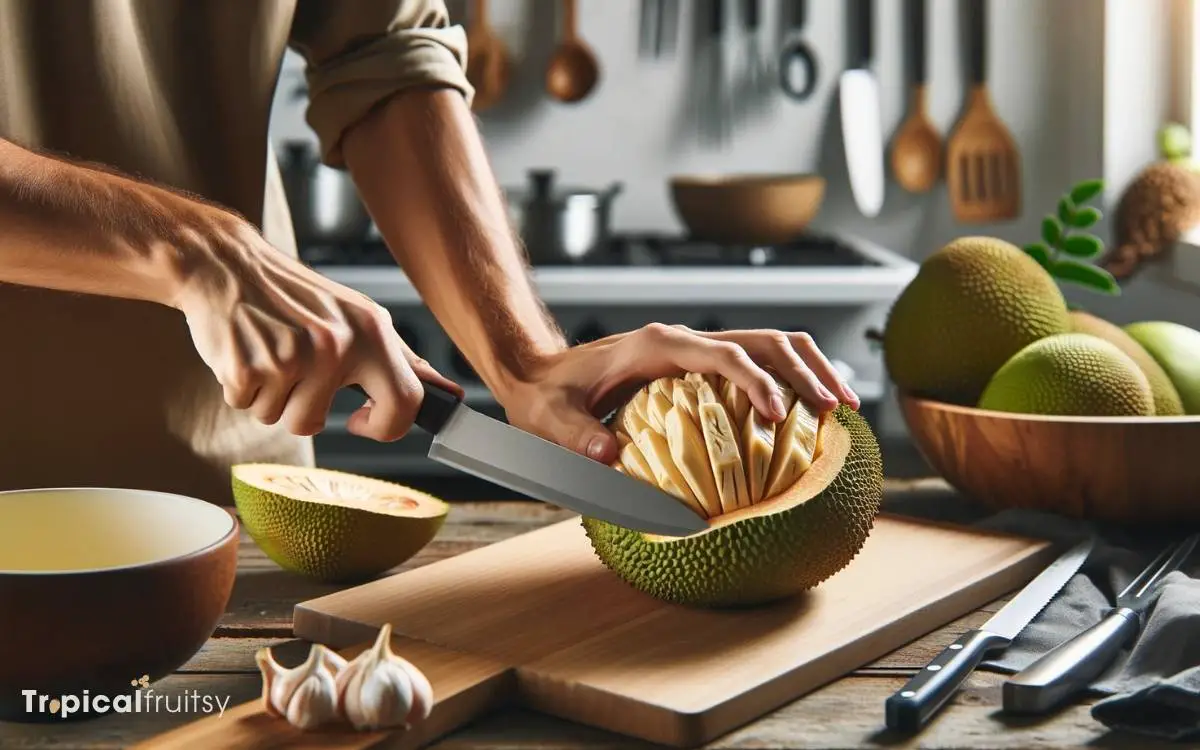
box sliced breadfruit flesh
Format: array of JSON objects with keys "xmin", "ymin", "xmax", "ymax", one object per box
[
  {"xmin": 627, "ymin": 386, "xmax": 651, "ymax": 423},
  {"xmin": 664, "ymin": 406, "xmax": 722, "ymax": 516},
  {"xmin": 695, "ymin": 379, "xmax": 723, "ymax": 408},
  {"xmin": 632, "ymin": 428, "xmax": 708, "ymax": 518},
  {"xmin": 672, "ymin": 380, "xmax": 702, "ymax": 428},
  {"xmin": 618, "ymin": 403, "xmax": 846, "ymax": 545},
  {"xmin": 607, "ymin": 375, "xmax": 832, "ymax": 526},
  {"xmin": 619, "ymin": 398, "xmax": 654, "ymax": 438},
  {"xmin": 764, "ymin": 398, "xmax": 822, "ymax": 498},
  {"xmin": 232, "ymin": 464, "xmax": 447, "ymax": 517},
  {"xmin": 698, "ymin": 401, "xmax": 750, "ymax": 512},
  {"xmin": 721, "ymin": 379, "xmax": 752, "ymax": 428},
  {"xmin": 644, "ymin": 390, "xmax": 674, "ymax": 432},
  {"xmin": 618, "ymin": 440, "xmax": 656, "ymax": 484},
  {"xmin": 649, "ymin": 378, "xmax": 672, "ymax": 399},
  {"xmin": 685, "ymin": 371, "xmax": 722, "ymax": 392},
  {"xmin": 741, "ymin": 407, "xmax": 777, "ymax": 504}
]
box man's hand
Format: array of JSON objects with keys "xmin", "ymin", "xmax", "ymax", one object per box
[
  {"xmin": 498, "ymin": 324, "xmax": 860, "ymax": 464},
  {"xmin": 0, "ymin": 133, "xmax": 460, "ymax": 441},
  {"xmin": 171, "ymin": 202, "xmax": 461, "ymax": 440}
]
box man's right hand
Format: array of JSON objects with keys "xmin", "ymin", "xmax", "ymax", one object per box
[
  {"xmin": 0, "ymin": 135, "xmax": 459, "ymax": 441},
  {"xmin": 171, "ymin": 204, "xmax": 462, "ymax": 441}
]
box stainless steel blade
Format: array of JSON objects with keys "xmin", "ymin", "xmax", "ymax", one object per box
[
  {"xmin": 982, "ymin": 537, "xmax": 1094, "ymax": 640},
  {"xmin": 839, "ymin": 69, "xmax": 885, "ymax": 218},
  {"xmin": 1116, "ymin": 533, "xmax": 1199, "ymax": 608},
  {"xmin": 426, "ymin": 405, "xmax": 709, "ymax": 537}
]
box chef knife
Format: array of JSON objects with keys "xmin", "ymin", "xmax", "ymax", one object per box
[
  {"xmin": 348, "ymin": 381, "xmax": 709, "ymax": 537},
  {"xmin": 1002, "ymin": 532, "xmax": 1199, "ymax": 715},
  {"xmin": 884, "ymin": 536, "xmax": 1094, "ymax": 732},
  {"xmin": 839, "ymin": 0, "xmax": 884, "ymax": 217}
]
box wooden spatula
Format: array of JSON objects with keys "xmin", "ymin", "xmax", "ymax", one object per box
[{"xmin": 946, "ymin": 0, "xmax": 1020, "ymax": 223}]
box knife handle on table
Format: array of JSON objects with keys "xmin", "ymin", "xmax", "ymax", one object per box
[
  {"xmin": 345, "ymin": 381, "xmax": 460, "ymax": 434},
  {"xmin": 1001, "ymin": 607, "xmax": 1140, "ymax": 715},
  {"xmin": 885, "ymin": 629, "xmax": 1010, "ymax": 732}
]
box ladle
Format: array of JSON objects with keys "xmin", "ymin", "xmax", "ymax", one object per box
[
  {"xmin": 465, "ymin": 0, "xmax": 511, "ymax": 112},
  {"xmin": 545, "ymin": 0, "xmax": 600, "ymax": 103},
  {"xmin": 890, "ymin": 0, "xmax": 942, "ymax": 193}
]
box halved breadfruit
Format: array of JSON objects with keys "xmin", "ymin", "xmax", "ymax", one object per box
[
  {"xmin": 583, "ymin": 374, "xmax": 884, "ymax": 608},
  {"xmin": 232, "ymin": 464, "xmax": 448, "ymax": 584}
]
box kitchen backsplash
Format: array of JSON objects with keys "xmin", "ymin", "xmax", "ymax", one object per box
[{"xmin": 268, "ymin": 0, "xmax": 1200, "ymax": 330}]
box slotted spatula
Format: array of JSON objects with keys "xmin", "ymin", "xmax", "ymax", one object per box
[{"xmin": 946, "ymin": 0, "xmax": 1020, "ymax": 222}]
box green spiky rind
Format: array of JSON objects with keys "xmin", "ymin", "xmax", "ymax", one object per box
[
  {"xmin": 581, "ymin": 405, "xmax": 884, "ymax": 609},
  {"xmin": 883, "ymin": 237, "xmax": 1071, "ymax": 406},
  {"xmin": 232, "ymin": 469, "xmax": 447, "ymax": 584}
]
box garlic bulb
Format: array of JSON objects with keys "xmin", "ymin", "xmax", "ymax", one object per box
[
  {"xmin": 336, "ymin": 623, "xmax": 434, "ymax": 731},
  {"xmin": 255, "ymin": 643, "xmax": 344, "ymax": 730}
]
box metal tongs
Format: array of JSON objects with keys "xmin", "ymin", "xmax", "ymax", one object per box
[{"xmin": 1002, "ymin": 532, "xmax": 1200, "ymax": 715}]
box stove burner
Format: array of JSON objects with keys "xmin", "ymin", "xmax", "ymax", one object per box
[{"xmin": 299, "ymin": 232, "xmax": 878, "ymax": 268}]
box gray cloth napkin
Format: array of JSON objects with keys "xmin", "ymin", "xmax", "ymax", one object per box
[{"xmin": 964, "ymin": 509, "xmax": 1200, "ymax": 741}]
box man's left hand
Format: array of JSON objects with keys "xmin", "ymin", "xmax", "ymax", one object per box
[{"xmin": 497, "ymin": 323, "xmax": 860, "ymax": 465}]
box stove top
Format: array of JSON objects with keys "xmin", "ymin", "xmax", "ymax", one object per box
[{"xmin": 300, "ymin": 232, "xmax": 882, "ymax": 268}]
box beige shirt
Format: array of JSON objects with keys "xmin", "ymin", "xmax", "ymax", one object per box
[{"xmin": 0, "ymin": 0, "xmax": 473, "ymax": 504}]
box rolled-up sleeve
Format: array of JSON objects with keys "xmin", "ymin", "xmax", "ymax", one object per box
[{"xmin": 288, "ymin": 0, "xmax": 474, "ymax": 167}]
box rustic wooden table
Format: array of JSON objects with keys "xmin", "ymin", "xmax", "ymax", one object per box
[{"xmin": 0, "ymin": 478, "xmax": 1175, "ymax": 749}]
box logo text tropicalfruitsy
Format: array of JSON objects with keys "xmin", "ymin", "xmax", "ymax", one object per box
[{"xmin": 22, "ymin": 675, "xmax": 231, "ymax": 719}]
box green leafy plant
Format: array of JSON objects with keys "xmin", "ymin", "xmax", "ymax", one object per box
[{"xmin": 1022, "ymin": 179, "xmax": 1121, "ymax": 296}]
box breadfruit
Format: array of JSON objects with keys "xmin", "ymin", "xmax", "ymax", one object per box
[
  {"xmin": 582, "ymin": 374, "xmax": 884, "ymax": 609},
  {"xmin": 883, "ymin": 236, "xmax": 1071, "ymax": 406},
  {"xmin": 1123, "ymin": 321, "xmax": 1200, "ymax": 414},
  {"xmin": 1100, "ymin": 161, "xmax": 1200, "ymax": 280},
  {"xmin": 977, "ymin": 333, "xmax": 1155, "ymax": 417},
  {"xmin": 1068, "ymin": 311, "xmax": 1184, "ymax": 416},
  {"xmin": 232, "ymin": 464, "xmax": 448, "ymax": 583}
]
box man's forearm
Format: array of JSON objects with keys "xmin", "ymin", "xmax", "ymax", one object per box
[
  {"xmin": 0, "ymin": 137, "xmax": 194, "ymax": 307},
  {"xmin": 341, "ymin": 88, "xmax": 567, "ymax": 398}
]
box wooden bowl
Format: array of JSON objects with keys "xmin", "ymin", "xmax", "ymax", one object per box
[
  {"xmin": 668, "ymin": 174, "xmax": 825, "ymax": 245},
  {"xmin": 898, "ymin": 392, "xmax": 1200, "ymax": 525},
  {"xmin": 0, "ymin": 488, "xmax": 239, "ymax": 722}
]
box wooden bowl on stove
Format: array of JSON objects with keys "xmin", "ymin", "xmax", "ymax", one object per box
[
  {"xmin": 0, "ymin": 487, "xmax": 238, "ymax": 722},
  {"xmin": 898, "ymin": 392, "xmax": 1200, "ymax": 525},
  {"xmin": 669, "ymin": 174, "xmax": 825, "ymax": 245}
]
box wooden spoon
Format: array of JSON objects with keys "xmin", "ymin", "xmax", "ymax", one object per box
[
  {"xmin": 890, "ymin": 0, "xmax": 941, "ymax": 193},
  {"xmin": 946, "ymin": 0, "xmax": 1020, "ymax": 222},
  {"xmin": 465, "ymin": 0, "xmax": 511, "ymax": 112},
  {"xmin": 546, "ymin": 0, "xmax": 600, "ymax": 103}
]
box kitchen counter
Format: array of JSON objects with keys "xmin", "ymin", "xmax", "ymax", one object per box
[{"xmin": 0, "ymin": 479, "xmax": 1171, "ymax": 750}]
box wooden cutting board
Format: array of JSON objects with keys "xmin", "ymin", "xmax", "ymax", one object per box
[{"xmin": 144, "ymin": 513, "xmax": 1055, "ymax": 749}]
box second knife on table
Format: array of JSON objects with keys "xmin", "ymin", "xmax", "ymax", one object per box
[
  {"xmin": 1002, "ymin": 532, "xmax": 1199, "ymax": 715},
  {"xmin": 884, "ymin": 536, "xmax": 1094, "ymax": 732}
]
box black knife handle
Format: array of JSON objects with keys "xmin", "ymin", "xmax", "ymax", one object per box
[
  {"xmin": 904, "ymin": 0, "xmax": 927, "ymax": 84},
  {"xmin": 741, "ymin": 0, "xmax": 758, "ymax": 30},
  {"xmin": 790, "ymin": 0, "xmax": 807, "ymax": 30},
  {"xmin": 1001, "ymin": 607, "xmax": 1140, "ymax": 715},
  {"xmin": 885, "ymin": 629, "xmax": 1010, "ymax": 732},
  {"xmin": 964, "ymin": 0, "xmax": 986, "ymax": 84},
  {"xmin": 346, "ymin": 381, "xmax": 460, "ymax": 434},
  {"xmin": 710, "ymin": 0, "xmax": 723, "ymax": 36},
  {"xmin": 848, "ymin": 0, "xmax": 874, "ymax": 68}
]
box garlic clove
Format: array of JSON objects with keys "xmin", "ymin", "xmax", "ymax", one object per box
[
  {"xmin": 337, "ymin": 623, "xmax": 434, "ymax": 731},
  {"xmin": 255, "ymin": 643, "xmax": 343, "ymax": 730},
  {"xmin": 322, "ymin": 647, "xmax": 349, "ymax": 674},
  {"xmin": 394, "ymin": 654, "xmax": 434, "ymax": 725},
  {"xmin": 346, "ymin": 657, "xmax": 414, "ymax": 730},
  {"xmin": 254, "ymin": 648, "xmax": 286, "ymax": 719}
]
